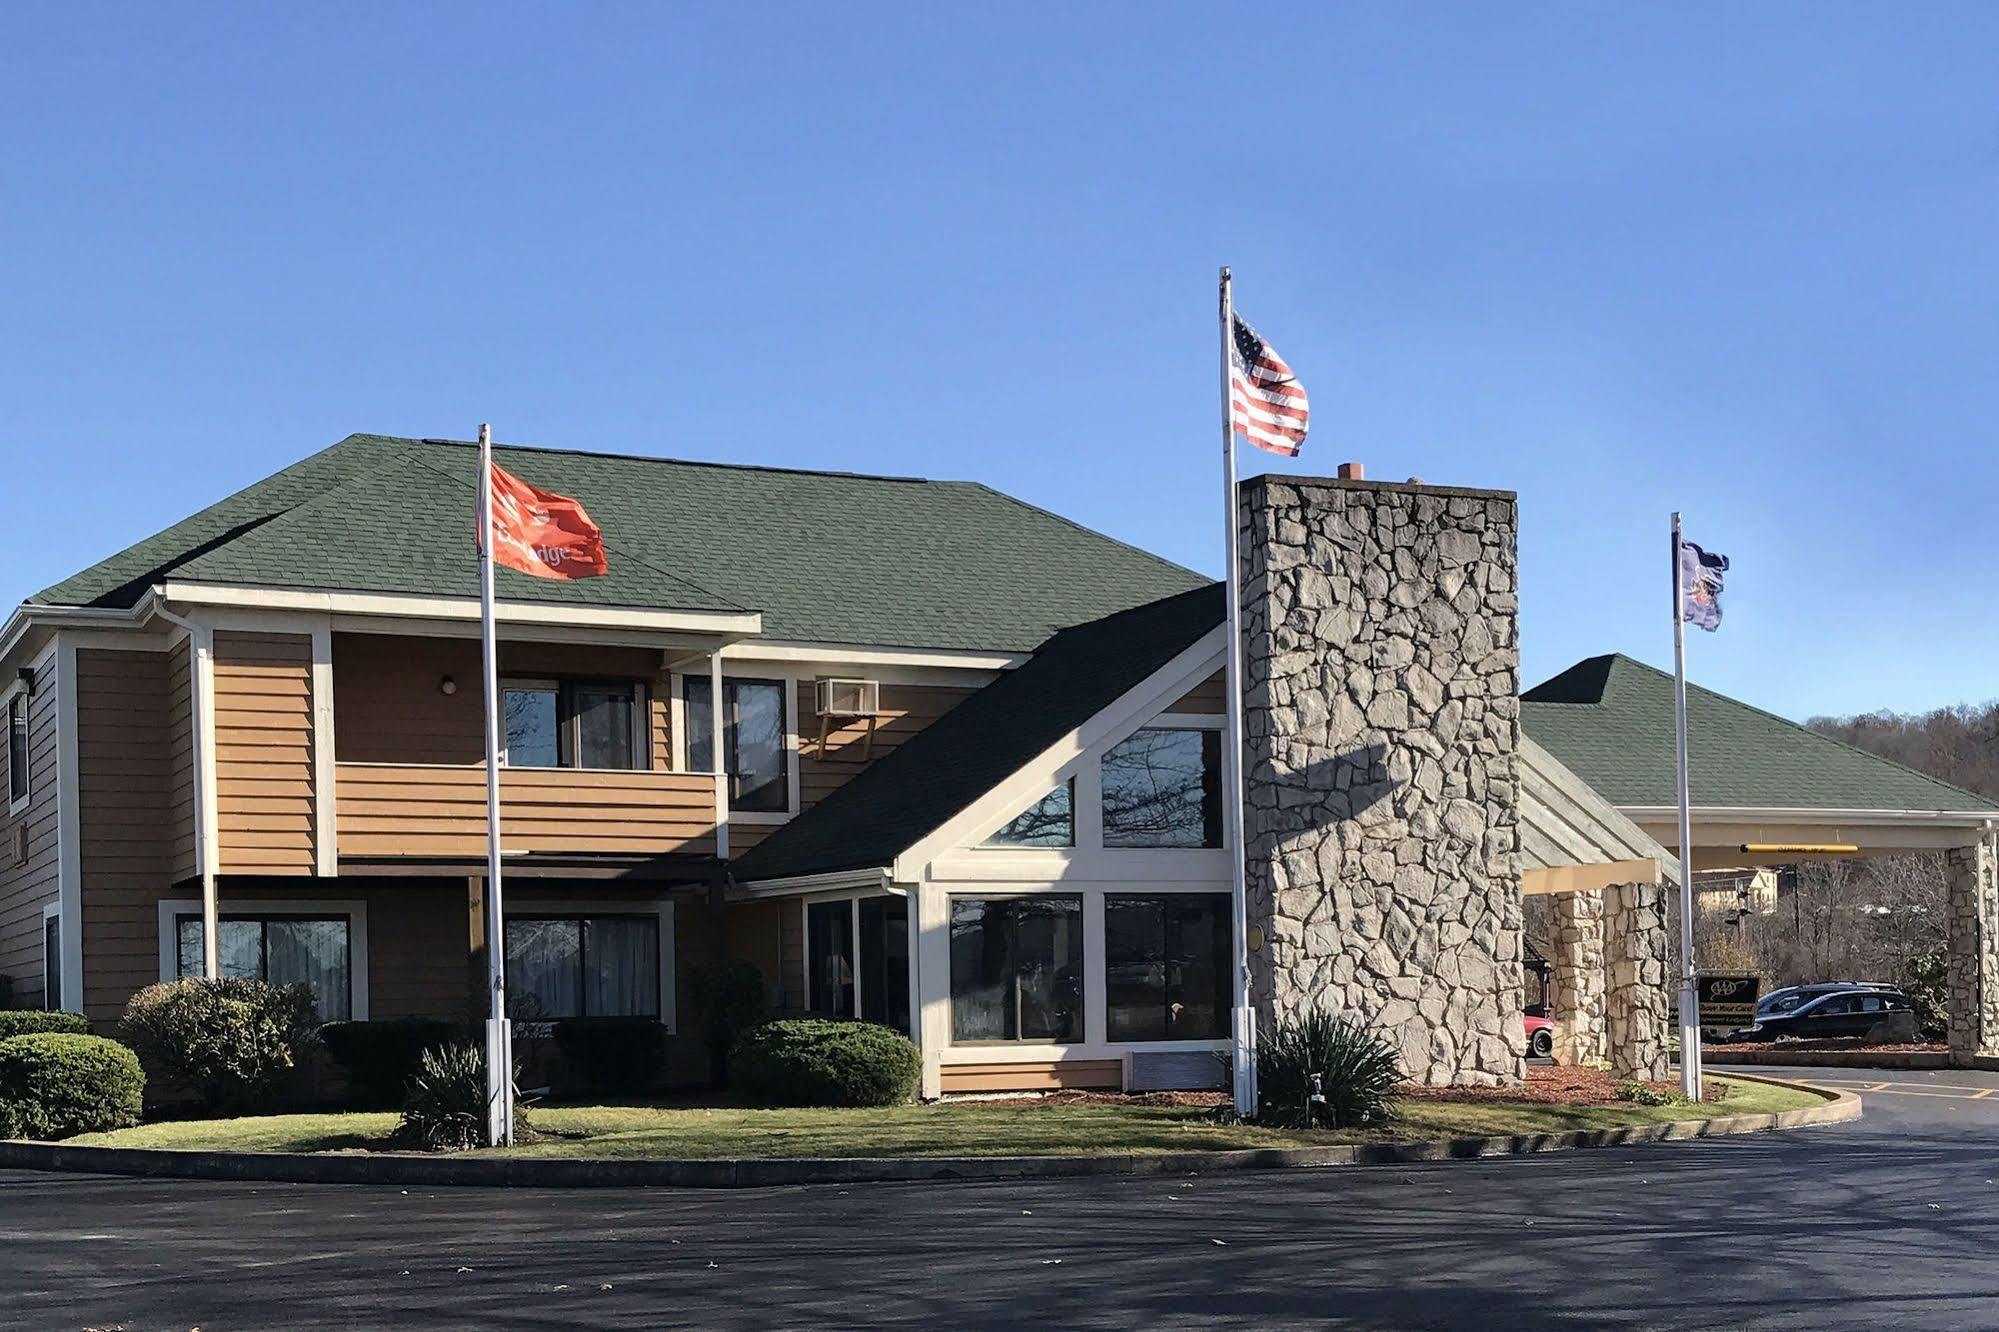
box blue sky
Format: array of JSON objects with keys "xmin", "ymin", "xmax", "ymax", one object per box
[{"xmin": 4, "ymin": 5, "xmax": 1995, "ymax": 719}]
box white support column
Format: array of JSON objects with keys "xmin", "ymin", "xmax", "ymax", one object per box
[
  {"xmin": 193, "ymin": 626, "xmax": 221, "ymax": 978},
  {"xmin": 916, "ymin": 880, "xmax": 949, "ymax": 1099},
  {"xmin": 309, "ymin": 620, "xmax": 337, "ymax": 877},
  {"xmin": 710, "ymin": 651, "xmax": 729, "ymax": 861},
  {"xmin": 53, "ymin": 639, "xmax": 85, "ymax": 1013}
]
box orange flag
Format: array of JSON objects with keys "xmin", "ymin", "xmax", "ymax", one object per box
[{"xmin": 481, "ymin": 461, "xmax": 610, "ymax": 580}]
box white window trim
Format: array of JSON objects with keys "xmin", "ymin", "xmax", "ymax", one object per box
[
  {"xmin": 5, "ymin": 685, "xmax": 30, "ymax": 815},
  {"xmin": 799, "ymin": 886, "xmax": 912, "ymax": 1031},
  {"xmin": 40, "ymin": 902, "xmax": 62, "ymax": 1012},
  {"xmin": 156, "ymin": 897, "xmax": 371, "ymax": 1021},
  {"xmin": 503, "ymin": 897, "xmax": 677, "ymax": 1033},
  {"xmin": 672, "ymin": 669, "xmax": 800, "ymax": 822}
]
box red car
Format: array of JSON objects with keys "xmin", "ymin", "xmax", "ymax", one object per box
[{"xmin": 1524, "ymin": 1014, "xmax": 1554, "ymax": 1059}]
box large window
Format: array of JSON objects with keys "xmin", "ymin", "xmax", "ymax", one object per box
[
  {"xmin": 1101, "ymin": 728, "xmax": 1222, "ymax": 848},
  {"xmin": 805, "ymin": 895, "xmax": 911, "ymax": 1035},
  {"xmin": 504, "ymin": 914, "xmax": 660, "ymax": 1020},
  {"xmin": 176, "ymin": 914, "xmax": 353, "ymax": 1021},
  {"xmin": 950, "ymin": 896, "xmax": 1083, "ymax": 1043},
  {"xmin": 982, "ymin": 780, "xmax": 1074, "ymax": 848},
  {"xmin": 684, "ymin": 677, "xmax": 788, "ymax": 813},
  {"xmin": 1104, "ymin": 894, "xmax": 1233, "ymax": 1041},
  {"xmin": 858, "ymin": 896, "xmax": 910, "ymax": 1035},
  {"xmin": 7, "ymin": 693, "xmax": 27, "ymax": 807},
  {"xmin": 503, "ymin": 679, "xmax": 642, "ymax": 770}
]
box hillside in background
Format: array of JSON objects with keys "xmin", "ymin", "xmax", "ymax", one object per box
[{"xmin": 1806, "ymin": 701, "xmax": 1999, "ymax": 801}]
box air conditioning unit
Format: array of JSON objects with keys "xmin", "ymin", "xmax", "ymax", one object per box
[{"xmin": 814, "ymin": 678, "xmax": 880, "ymax": 719}]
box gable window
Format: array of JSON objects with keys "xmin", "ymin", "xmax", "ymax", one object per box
[
  {"xmin": 503, "ymin": 679, "xmax": 642, "ymax": 770},
  {"xmin": 683, "ymin": 677, "xmax": 788, "ymax": 813},
  {"xmin": 949, "ymin": 896, "xmax": 1083, "ymax": 1043},
  {"xmin": 1101, "ymin": 728, "xmax": 1222, "ymax": 848},
  {"xmin": 7, "ymin": 693, "xmax": 27, "ymax": 808},
  {"xmin": 982, "ymin": 780, "xmax": 1074, "ymax": 848},
  {"xmin": 176, "ymin": 914, "xmax": 353, "ymax": 1021},
  {"xmin": 504, "ymin": 913, "xmax": 661, "ymax": 1020},
  {"xmin": 1104, "ymin": 894, "xmax": 1233, "ymax": 1041}
]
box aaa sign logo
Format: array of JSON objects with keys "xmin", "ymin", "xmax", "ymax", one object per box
[{"xmin": 1695, "ymin": 970, "xmax": 1762, "ymax": 1027}]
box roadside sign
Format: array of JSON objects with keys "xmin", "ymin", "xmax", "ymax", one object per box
[{"xmin": 1695, "ymin": 970, "xmax": 1762, "ymax": 1028}]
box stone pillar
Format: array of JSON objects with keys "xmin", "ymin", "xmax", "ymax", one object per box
[
  {"xmin": 1947, "ymin": 835, "xmax": 1999, "ymax": 1067},
  {"xmin": 1548, "ymin": 890, "xmax": 1607, "ymax": 1066},
  {"xmin": 1603, "ymin": 881, "xmax": 1670, "ymax": 1081},
  {"xmin": 1239, "ymin": 476, "xmax": 1525, "ymax": 1087}
]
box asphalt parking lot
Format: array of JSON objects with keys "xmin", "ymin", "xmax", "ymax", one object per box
[{"xmin": 5, "ymin": 1066, "xmax": 1999, "ymax": 1330}]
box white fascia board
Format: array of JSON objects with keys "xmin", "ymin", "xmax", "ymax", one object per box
[
  {"xmin": 729, "ymin": 867, "xmax": 892, "ymax": 900},
  {"xmin": 725, "ymin": 640, "xmax": 1026, "ymax": 672},
  {"xmin": 891, "ymin": 626, "xmax": 1227, "ymax": 882},
  {"xmin": 0, "ymin": 598, "xmax": 160, "ymax": 673},
  {"xmin": 159, "ymin": 581, "xmax": 764, "ymax": 637}
]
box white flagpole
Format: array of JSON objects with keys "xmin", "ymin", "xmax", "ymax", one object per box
[
  {"xmin": 1671, "ymin": 512, "xmax": 1702, "ymax": 1101},
  {"xmin": 478, "ymin": 424, "xmax": 514, "ymax": 1147},
  {"xmin": 1220, "ymin": 267, "xmax": 1257, "ymax": 1118}
]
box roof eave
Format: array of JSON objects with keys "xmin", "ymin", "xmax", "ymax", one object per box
[{"xmin": 158, "ymin": 580, "xmax": 765, "ymax": 638}]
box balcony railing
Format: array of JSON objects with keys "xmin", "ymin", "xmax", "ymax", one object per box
[{"xmin": 333, "ymin": 763, "xmax": 719, "ymax": 860}]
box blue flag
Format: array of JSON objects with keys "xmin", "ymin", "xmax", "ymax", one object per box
[{"xmin": 1680, "ymin": 541, "xmax": 1729, "ymax": 631}]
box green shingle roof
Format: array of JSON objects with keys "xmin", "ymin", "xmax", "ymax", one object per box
[
  {"xmin": 1522, "ymin": 654, "xmax": 1998, "ymax": 814},
  {"xmin": 33, "ymin": 433, "xmax": 1208, "ymax": 654},
  {"xmin": 732, "ymin": 584, "xmax": 1224, "ymax": 882}
]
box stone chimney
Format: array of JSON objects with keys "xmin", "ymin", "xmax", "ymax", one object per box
[{"xmin": 1238, "ymin": 475, "xmax": 1525, "ymax": 1086}]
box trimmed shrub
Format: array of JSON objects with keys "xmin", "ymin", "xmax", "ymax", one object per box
[
  {"xmin": 0, "ymin": 1011, "xmax": 92, "ymax": 1042},
  {"xmin": 553, "ymin": 1017, "xmax": 668, "ymax": 1097},
  {"xmin": 321, "ymin": 1018, "xmax": 467, "ymax": 1108},
  {"xmin": 687, "ymin": 958, "xmax": 766, "ymax": 1085},
  {"xmin": 397, "ymin": 1042, "xmax": 525, "ymax": 1151},
  {"xmin": 120, "ymin": 978, "xmax": 319, "ymax": 1114},
  {"xmin": 0, "ymin": 1033, "xmax": 145, "ymax": 1140},
  {"xmin": 1256, "ymin": 1011, "xmax": 1401, "ymax": 1129},
  {"xmin": 728, "ymin": 1019, "xmax": 920, "ymax": 1108}
]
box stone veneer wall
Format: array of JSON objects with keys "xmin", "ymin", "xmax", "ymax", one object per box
[
  {"xmin": 1239, "ymin": 476, "xmax": 1525, "ymax": 1087},
  {"xmin": 1548, "ymin": 890, "xmax": 1608, "ymax": 1066},
  {"xmin": 1947, "ymin": 836, "xmax": 1999, "ymax": 1067},
  {"xmin": 1602, "ymin": 881, "xmax": 1670, "ymax": 1081}
]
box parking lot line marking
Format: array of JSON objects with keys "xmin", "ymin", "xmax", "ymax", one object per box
[{"xmin": 1973, "ymin": 1089, "xmax": 1994, "ymax": 1100}]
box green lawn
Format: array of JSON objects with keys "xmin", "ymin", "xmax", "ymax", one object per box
[{"xmin": 63, "ymin": 1077, "xmax": 1823, "ymax": 1159}]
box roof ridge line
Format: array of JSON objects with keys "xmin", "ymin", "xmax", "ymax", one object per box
[{"xmin": 398, "ymin": 434, "xmax": 932, "ymax": 485}]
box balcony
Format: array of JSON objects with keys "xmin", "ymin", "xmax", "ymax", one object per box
[{"xmin": 334, "ymin": 763, "xmax": 719, "ymax": 861}]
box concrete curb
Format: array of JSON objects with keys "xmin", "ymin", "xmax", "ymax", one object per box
[
  {"xmin": 0, "ymin": 1075, "xmax": 1859, "ymax": 1190},
  {"xmin": 1706, "ymin": 1048, "xmax": 1951, "ymax": 1070}
]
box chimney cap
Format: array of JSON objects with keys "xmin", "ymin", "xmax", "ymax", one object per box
[{"xmin": 1337, "ymin": 462, "xmax": 1365, "ymax": 481}]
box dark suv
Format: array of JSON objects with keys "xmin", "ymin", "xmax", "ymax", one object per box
[{"xmin": 1731, "ymin": 987, "xmax": 1911, "ymax": 1042}]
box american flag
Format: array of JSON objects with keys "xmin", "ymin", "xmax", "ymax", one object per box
[{"xmin": 1229, "ymin": 314, "xmax": 1309, "ymax": 457}]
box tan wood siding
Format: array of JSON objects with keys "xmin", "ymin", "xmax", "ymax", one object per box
[
  {"xmin": 335, "ymin": 764, "xmax": 717, "ymax": 858},
  {"xmin": 0, "ymin": 665, "xmax": 62, "ymax": 1009},
  {"xmin": 726, "ymin": 900, "xmax": 787, "ymax": 1010},
  {"xmin": 796, "ymin": 681, "xmax": 975, "ymax": 811},
  {"xmin": 938, "ymin": 1059, "xmax": 1124, "ymax": 1094},
  {"xmin": 333, "ymin": 633, "xmax": 670, "ymax": 768},
  {"xmin": 1165, "ymin": 670, "xmax": 1225, "ymax": 715},
  {"xmin": 76, "ymin": 649, "xmax": 176, "ymax": 1021},
  {"xmin": 778, "ymin": 898, "xmax": 804, "ymax": 1011},
  {"xmin": 166, "ymin": 638, "xmax": 197, "ymax": 882},
  {"xmin": 214, "ymin": 633, "xmax": 316, "ymax": 875}
]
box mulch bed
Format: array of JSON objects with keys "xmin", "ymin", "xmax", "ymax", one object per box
[{"xmin": 1712, "ymin": 1040, "xmax": 1944, "ymax": 1055}]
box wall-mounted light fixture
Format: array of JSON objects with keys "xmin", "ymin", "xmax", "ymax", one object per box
[
  {"xmin": 15, "ymin": 667, "xmax": 35, "ymax": 698},
  {"xmin": 439, "ymin": 675, "xmax": 458, "ymax": 696}
]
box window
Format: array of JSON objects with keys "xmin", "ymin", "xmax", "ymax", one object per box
[
  {"xmin": 949, "ymin": 896, "xmax": 1083, "ymax": 1043},
  {"xmin": 503, "ymin": 679, "xmax": 642, "ymax": 770},
  {"xmin": 1101, "ymin": 728, "xmax": 1222, "ymax": 848},
  {"xmin": 504, "ymin": 914, "xmax": 659, "ymax": 1020},
  {"xmin": 983, "ymin": 780, "xmax": 1074, "ymax": 848},
  {"xmin": 684, "ymin": 677, "xmax": 788, "ymax": 813},
  {"xmin": 7, "ymin": 693, "xmax": 27, "ymax": 807},
  {"xmin": 808, "ymin": 900, "xmax": 855, "ymax": 1018},
  {"xmin": 858, "ymin": 896, "xmax": 910, "ymax": 1035},
  {"xmin": 1104, "ymin": 894, "xmax": 1232, "ymax": 1041},
  {"xmin": 176, "ymin": 914, "xmax": 352, "ymax": 1021},
  {"xmin": 42, "ymin": 912, "xmax": 61, "ymax": 1012}
]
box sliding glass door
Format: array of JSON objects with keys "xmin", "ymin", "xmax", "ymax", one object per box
[{"xmin": 805, "ymin": 894, "xmax": 910, "ymax": 1036}]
